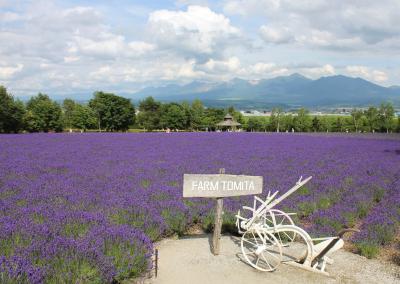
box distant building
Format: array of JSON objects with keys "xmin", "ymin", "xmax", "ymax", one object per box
[{"xmin": 216, "ymin": 114, "xmax": 241, "ymax": 131}]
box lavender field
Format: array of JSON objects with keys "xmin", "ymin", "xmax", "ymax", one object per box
[{"xmin": 0, "ymin": 133, "xmax": 399, "ymax": 283}]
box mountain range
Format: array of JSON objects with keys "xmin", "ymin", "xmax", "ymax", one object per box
[{"xmin": 132, "ymin": 74, "xmax": 400, "ymax": 109}]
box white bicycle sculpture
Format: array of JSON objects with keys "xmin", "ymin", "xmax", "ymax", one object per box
[{"xmin": 235, "ymin": 176, "xmax": 358, "ymax": 276}]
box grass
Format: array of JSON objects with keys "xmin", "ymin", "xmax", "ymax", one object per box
[
  {"xmin": 104, "ymin": 239, "xmax": 148, "ymax": 282},
  {"xmin": 62, "ymin": 222, "xmax": 91, "ymax": 238},
  {"xmin": 44, "ymin": 255, "xmax": 102, "ymax": 284},
  {"xmin": 355, "ymin": 242, "xmax": 380, "ymax": 259},
  {"xmin": 110, "ymin": 210, "xmax": 162, "ymax": 241},
  {"xmin": 297, "ymin": 201, "xmax": 317, "ymax": 218},
  {"xmin": 0, "ymin": 234, "xmax": 31, "ymax": 258},
  {"xmin": 161, "ymin": 209, "xmax": 187, "ymax": 236}
]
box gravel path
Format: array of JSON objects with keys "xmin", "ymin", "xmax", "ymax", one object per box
[{"xmin": 145, "ymin": 234, "xmax": 399, "ymax": 284}]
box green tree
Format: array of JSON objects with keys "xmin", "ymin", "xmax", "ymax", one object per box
[
  {"xmin": 397, "ymin": 116, "xmax": 400, "ymax": 133},
  {"xmin": 351, "ymin": 109, "xmax": 363, "ymax": 132},
  {"xmin": 364, "ymin": 106, "xmax": 379, "ymax": 132},
  {"xmin": 137, "ymin": 96, "xmax": 161, "ymax": 131},
  {"xmin": 71, "ymin": 104, "xmax": 97, "ymax": 131},
  {"xmin": 202, "ymin": 108, "xmax": 225, "ymax": 131},
  {"xmin": 89, "ymin": 91, "xmax": 135, "ymax": 131},
  {"xmin": 293, "ymin": 108, "xmax": 311, "ymax": 132},
  {"xmin": 270, "ymin": 108, "xmax": 283, "ymax": 132},
  {"xmin": 318, "ymin": 116, "xmax": 332, "ymax": 132},
  {"xmin": 180, "ymin": 101, "xmax": 192, "ymax": 130},
  {"xmin": 227, "ymin": 106, "xmax": 245, "ymax": 125},
  {"xmin": 190, "ymin": 99, "xmax": 204, "ymax": 130},
  {"xmin": 334, "ymin": 117, "xmax": 344, "ymax": 132},
  {"xmin": 378, "ymin": 102, "xmax": 395, "ymax": 133},
  {"xmin": 312, "ymin": 116, "xmax": 321, "ymax": 132},
  {"xmin": 280, "ymin": 114, "xmax": 294, "ymax": 132},
  {"xmin": 247, "ymin": 117, "xmax": 264, "ymax": 132},
  {"xmin": 24, "ymin": 93, "xmax": 63, "ymax": 132},
  {"xmin": 159, "ymin": 103, "xmax": 187, "ymax": 130},
  {"xmin": 0, "ymin": 86, "xmax": 25, "ymax": 133},
  {"xmin": 62, "ymin": 98, "xmax": 76, "ymax": 131},
  {"xmin": 359, "ymin": 116, "xmax": 369, "ymax": 132}
]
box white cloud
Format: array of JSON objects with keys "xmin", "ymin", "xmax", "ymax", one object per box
[
  {"xmin": 203, "ymin": 57, "xmax": 240, "ymax": 72},
  {"xmin": 71, "ymin": 33, "xmax": 126, "ymax": 58},
  {"xmin": 259, "ymin": 25, "xmax": 294, "ymax": 44},
  {"xmin": 0, "ymin": 64, "xmax": 23, "ymax": 79},
  {"xmin": 0, "ymin": 1, "xmax": 398, "ymax": 96},
  {"xmin": 244, "ymin": 62, "xmax": 290, "ymax": 78},
  {"xmin": 148, "ymin": 5, "xmax": 241, "ymax": 57},
  {"xmin": 346, "ymin": 66, "xmax": 388, "ymax": 83},
  {"xmin": 89, "ymin": 65, "xmax": 140, "ymax": 83},
  {"xmin": 63, "ymin": 56, "xmax": 80, "ymax": 63},
  {"xmin": 225, "ymin": 0, "xmax": 400, "ymax": 52},
  {"xmin": 127, "ymin": 41, "xmax": 156, "ymax": 56},
  {"xmin": 223, "ymin": 0, "xmax": 281, "ymax": 16},
  {"xmin": 300, "ymin": 64, "xmax": 336, "ymax": 77},
  {"xmin": 1, "ymin": 11, "xmax": 22, "ymax": 22}
]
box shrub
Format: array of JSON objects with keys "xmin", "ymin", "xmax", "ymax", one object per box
[
  {"xmin": 373, "ymin": 187, "xmax": 385, "ymax": 203},
  {"xmin": 356, "ymin": 203, "xmax": 371, "ymax": 218},
  {"xmin": 201, "ymin": 213, "xmax": 214, "ymax": 233},
  {"xmin": 297, "ymin": 186, "xmax": 310, "ymax": 196},
  {"xmin": 343, "ymin": 212, "xmax": 357, "ymax": 227},
  {"xmin": 297, "ymin": 202, "xmax": 316, "ymax": 218},
  {"xmin": 355, "ymin": 242, "xmax": 380, "ymax": 259},
  {"xmin": 161, "ymin": 209, "xmax": 187, "ymax": 236},
  {"xmin": 317, "ymin": 197, "xmax": 331, "ymax": 209},
  {"xmin": 222, "ymin": 212, "xmax": 238, "ymax": 235}
]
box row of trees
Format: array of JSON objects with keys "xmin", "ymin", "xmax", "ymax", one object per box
[
  {"xmin": 0, "ymin": 85, "xmax": 399, "ymax": 133},
  {"xmin": 248, "ymin": 104, "xmax": 398, "ymax": 133},
  {"xmin": 0, "ymin": 87, "xmax": 136, "ymax": 133},
  {"xmin": 136, "ymin": 96, "xmax": 243, "ymax": 131}
]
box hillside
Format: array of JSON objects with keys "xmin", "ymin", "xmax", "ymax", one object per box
[{"xmin": 133, "ymin": 74, "xmax": 400, "ymax": 108}]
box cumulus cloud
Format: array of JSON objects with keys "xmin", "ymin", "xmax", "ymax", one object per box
[
  {"xmin": 244, "ymin": 62, "xmax": 289, "ymax": 77},
  {"xmin": 346, "ymin": 66, "xmax": 388, "ymax": 83},
  {"xmin": 68, "ymin": 33, "xmax": 155, "ymax": 59},
  {"xmin": 1, "ymin": 11, "xmax": 22, "ymax": 22},
  {"xmin": 202, "ymin": 57, "xmax": 241, "ymax": 73},
  {"xmin": 148, "ymin": 6, "xmax": 241, "ymax": 58},
  {"xmin": 300, "ymin": 64, "xmax": 336, "ymax": 77},
  {"xmin": 0, "ymin": 63, "xmax": 23, "ymax": 79},
  {"xmin": 0, "ymin": 1, "xmax": 398, "ymax": 96},
  {"xmin": 225, "ymin": 0, "xmax": 400, "ymax": 52},
  {"xmin": 259, "ymin": 25, "xmax": 294, "ymax": 44}
]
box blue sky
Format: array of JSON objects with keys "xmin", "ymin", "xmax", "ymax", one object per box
[{"xmin": 1, "ymin": 0, "xmax": 400, "ymax": 97}]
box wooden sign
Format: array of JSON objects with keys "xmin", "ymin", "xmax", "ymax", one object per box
[
  {"xmin": 183, "ymin": 174, "xmax": 263, "ymax": 198},
  {"xmin": 183, "ymin": 169, "xmax": 263, "ymax": 256}
]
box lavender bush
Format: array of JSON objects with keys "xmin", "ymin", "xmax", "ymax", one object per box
[{"xmin": 0, "ymin": 133, "xmax": 399, "ymax": 282}]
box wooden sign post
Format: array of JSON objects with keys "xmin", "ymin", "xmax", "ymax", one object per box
[
  {"xmin": 183, "ymin": 169, "xmax": 263, "ymax": 255},
  {"xmin": 213, "ymin": 168, "xmax": 225, "ymax": 255}
]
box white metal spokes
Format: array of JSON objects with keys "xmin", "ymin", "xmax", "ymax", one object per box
[
  {"xmin": 262, "ymin": 209, "xmax": 296, "ymax": 246},
  {"xmin": 241, "ymin": 229, "xmax": 282, "ymax": 272},
  {"xmin": 274, "ymin": 225, "xmax": 314, "ymax": 264},
  {"xmin": 236, "ymin": 177, "xmax": 346, "ymax": 276}
]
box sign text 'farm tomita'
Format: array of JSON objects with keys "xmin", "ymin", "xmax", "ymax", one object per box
[
  {"xmin": 183, "ymin": 169, "xmax": 263, "ymax": 256},
  {"xmin": 183, "ymin": 174, "xmax": 263, "ymax": 198}
]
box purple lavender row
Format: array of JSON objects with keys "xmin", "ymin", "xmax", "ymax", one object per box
[{"xmin": 0, "ymin": 132, "xmax": 399, "ymax": 282}]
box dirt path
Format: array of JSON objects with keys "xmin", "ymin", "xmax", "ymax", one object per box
[{"xmin": 145, "ymin": 234, "xmax": 399, "ymax": 284}]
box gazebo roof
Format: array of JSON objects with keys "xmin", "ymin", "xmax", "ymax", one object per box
[
  {"xmin": 216, "ymin": 120, "xmax": 241, "ymax": 126},
  {"xmin": 223, "ymin": 114, "xmax": 233, "ymax": 119},
  {"xmin": 216, "ymin": 113, "xmax": 241, "ymax": 127}
]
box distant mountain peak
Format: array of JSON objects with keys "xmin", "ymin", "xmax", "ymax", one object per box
[
  {"xmin": 288, "ymin": 73, "xmax": 309, "ymax": 79},
  {"xmin": 132, "ymin": 73, "xmax": 400, "ymax": 108}
]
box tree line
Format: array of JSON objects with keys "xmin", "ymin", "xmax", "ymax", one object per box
[
  {"xmin": 0, "ymin": 85, "xmax": 399, "ymax": 133},
  {"xmin": 0, "ymin": 87, "xmax": 136, "ymax": 133},
  {"xmin": 248, "ymin": 105, "xmax": 398, "ymax": 133}
]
